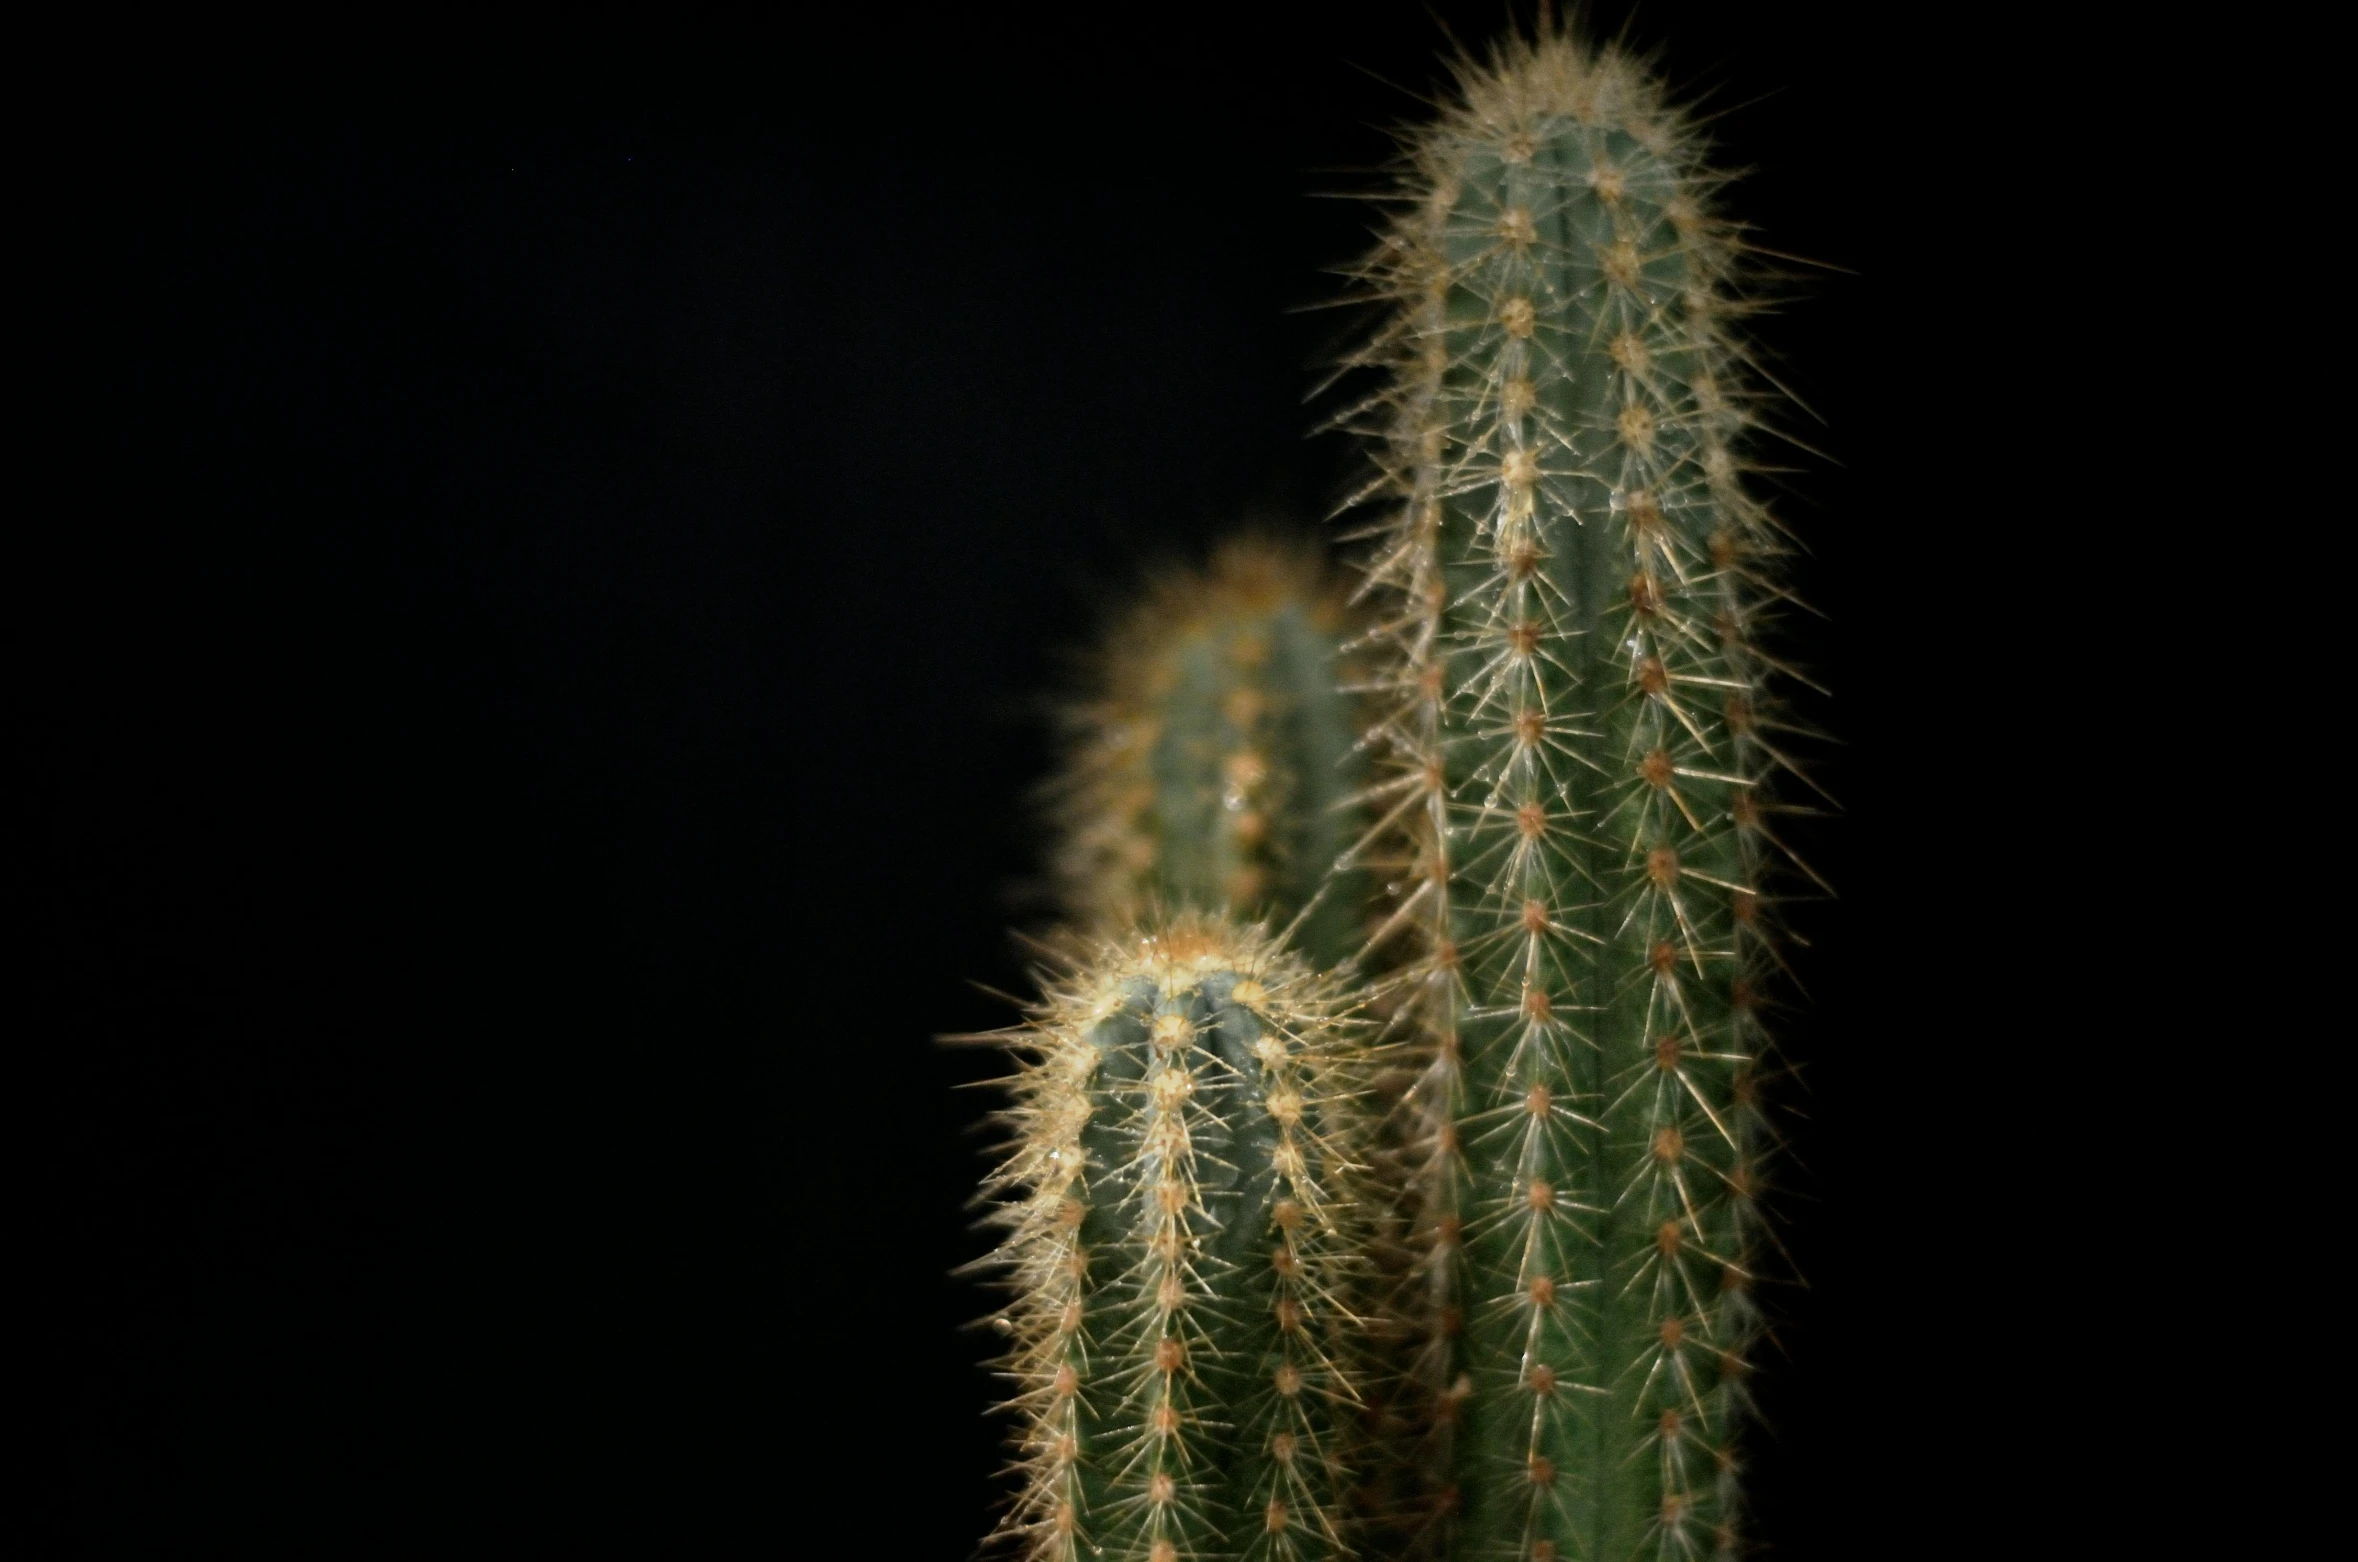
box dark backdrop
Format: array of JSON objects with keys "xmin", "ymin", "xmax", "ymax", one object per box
[{"xmin": 24, "ymin": 5, "xmax": 2059, "ymax": 1555}]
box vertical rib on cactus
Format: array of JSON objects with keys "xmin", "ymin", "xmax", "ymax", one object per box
[
  {"xmin": 1052, "ymin": 539, "xmax": 1367, "ymax": 970},
  {"xmin": 981, "ymin": 916, "xmax": 1366, "ymax": 1561},
  {"xmin": 1339, "ymin": 27, "xmax": 1804, "ymax": 1561}
]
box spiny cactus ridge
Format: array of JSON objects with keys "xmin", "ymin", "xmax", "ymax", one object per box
[
  {"xmin": 1335, "ymin": 28, "xmax": 1810, "ymax": 1561},
  {"xmin": 1051, "ymin": 539, "xmax": 1367, "ymax": 970},
  {"xmin": 981, "ymin": 917, "xmax": 1370, "ymax": 1561}
]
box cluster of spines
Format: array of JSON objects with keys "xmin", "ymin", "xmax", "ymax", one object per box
[
  {"xmin": 1050, "ymin": 539, "xmax": 1367, "ymax": 970},
  {"xmin": 1330, "ymin": 26, "xmax": 1810, "ymax": 1561},
  {"xmin": 981, "ymin": 918, "xmax": 1368, "ymax": 1561}
]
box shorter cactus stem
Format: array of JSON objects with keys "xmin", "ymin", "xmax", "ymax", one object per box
[{"xmin": 984, "ymin": 917, "xmax": 1366, "ymax": 1561}]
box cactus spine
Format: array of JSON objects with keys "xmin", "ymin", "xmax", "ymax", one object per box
[
  {"xmin": 1053, "ymin": 540, "xmax": 1367, "ymax": 970},
  {"xmin": 1345, "ymin": 30, "xmax": 1794, "ymax": 1560},
  {"xmin": 982, "ymin": 918, "xmax": 1366, "ymax": 1561}
]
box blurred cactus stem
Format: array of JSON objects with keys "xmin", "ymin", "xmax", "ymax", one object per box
[{"xmin": 1051, "ymin": 538, "xmax": 1367, "ymax": 970}]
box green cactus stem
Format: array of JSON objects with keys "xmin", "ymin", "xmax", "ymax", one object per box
[
  {"xmin": 980, "ymin": 917, "xmax": 1368, "ymax": 1561},
  {"xmin": 1051, "ymin": 539, "xmax": 1367, "ymax": 970},
  {"xmin": 1340, "ymin": 28, "xmax": 1807, "ymax": 1561}
]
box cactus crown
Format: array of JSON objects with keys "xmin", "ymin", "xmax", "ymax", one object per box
[{"xmin": 979, "ymin": 917, "xmax": 1369, "ymax": 1562}]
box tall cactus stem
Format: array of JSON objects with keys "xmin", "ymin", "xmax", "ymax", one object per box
[
  {"xmin": 980, "ymin": 916, "xmax": 1370, "ymax": 1561},
  {"xmin": 1336, "ymin": 25, "xmax": 1811, "ymax": 1560}
]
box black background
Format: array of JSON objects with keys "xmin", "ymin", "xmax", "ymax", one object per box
[{"xmin": 23, "ymin": 4, "xmax": 2076, "ymax": 1555}]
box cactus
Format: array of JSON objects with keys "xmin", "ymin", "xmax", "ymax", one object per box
[
  {"xmin": 964, "ymin": 21, "xmax": 1820, "ymax": 1562},
  {"xmin": 1051, "ymin": 539, "xmax": 1368, "ymax": 971},
  {"xmin": 980, "ymin": 917, "xmax": 1368, "ymax": 1561},
  {"xmin": 1337, "ymin": 28, "xmax": 1805, "ymax": 1561}
]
